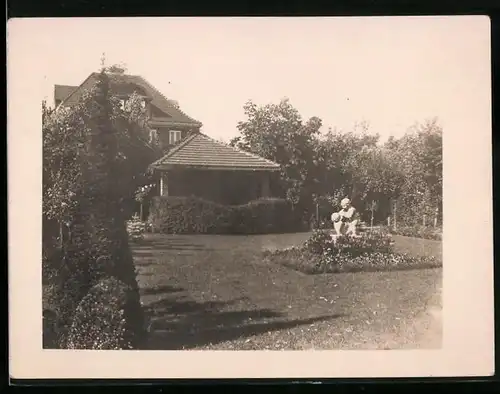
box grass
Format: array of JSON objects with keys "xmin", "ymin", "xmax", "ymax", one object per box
[{"xmin": 131, "ymin": 232, "xmax": 442, "ymax": 350}]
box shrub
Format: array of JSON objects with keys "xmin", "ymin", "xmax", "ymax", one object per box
[
  {"xmin": 148, "ymin": 196, "xmax": 305, "ymax": 235},
  {"xmin": 303, "ymin": 230, "xmax": 335, "ymax": 255},
  {"xmin": 66, "ymin": 277, "xmax": 145, "ymax": 349},
  {"xmin": 126, "ymin": 213, "xmax": 146, "ymax": 242},
  {"xmin": 148, "ymin": 196, "xmax": 232, "ymax": 234},
  {"xmin": 44, "ymin": 218, "xmax": 145, "ymax": 348}
]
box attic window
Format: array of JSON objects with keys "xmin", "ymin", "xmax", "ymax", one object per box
[{"xmin": 169, "ymin": 130, "xmax": 182, "ymax": 145}]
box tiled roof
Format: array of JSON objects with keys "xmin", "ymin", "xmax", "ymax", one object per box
[
  {"xmin": 54, "ymin": 85, "xmax": 78, "ymax": 103},
  {"xmin": 150, "ymin": 133, "xmax": 281, "ymax": 171},
  {"xmin": 57, "ymin": 72, "xmax": 202, "ymax": 127}
]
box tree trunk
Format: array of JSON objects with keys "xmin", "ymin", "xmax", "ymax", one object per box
[
  {"xmin": 370, "ymin": 201, "xmax": 375, "ymax": 229},
  {"xmin": 59, "ymin": 221, "xmax": 63, "ymax": 248},
  {"xmin": 316, "ymin": 202, "xmax": 319, "ymax": 228},
  {"xmin": 393, "ymin": 201, "xmax": 397, "ymax": 230}
]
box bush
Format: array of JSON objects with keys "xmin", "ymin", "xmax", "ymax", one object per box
[
  {"xmin": 303, "ymin": 230, "xmax": 335, "ymax": 255},
  {"xmin": 66, "ymin": 277, "xmax": 145, "ymax": 349},
  {"xmin": 148, "ymin": 196, "xmax": 305, "ymax": 235},
  {"xmin": 126, "ymin": 213, "xmax": 146, "ymax": 242},
  {"xmin": 43, "ymin": 218, "xmax": 146, "ymax": 348}
]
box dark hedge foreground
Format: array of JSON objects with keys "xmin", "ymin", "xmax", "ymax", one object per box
[{"xmin": 42, "ymin": 70, "xmax": 146, "ymax": 349}]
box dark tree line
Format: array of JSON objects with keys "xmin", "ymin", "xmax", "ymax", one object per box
[{"xmin": 231, "ymin": 98, "xmax": 442, "ymax": 228}]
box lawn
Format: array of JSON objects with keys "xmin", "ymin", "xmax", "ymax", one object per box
[{"xmin": 132, "ymin": 232, "xmax": 442, "ymax": 350}]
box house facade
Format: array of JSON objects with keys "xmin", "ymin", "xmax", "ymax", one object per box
[
  {"xmin": 54, "ymin": 69, "xmax": 282, "ymax": 206},
  {"xmin": 54, "ymin": 68, "xmax": 202, "ymax": 153}
]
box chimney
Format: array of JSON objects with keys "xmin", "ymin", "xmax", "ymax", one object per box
[{"xmin": 168, "ymin": 99, "xmax": 180, "ymax": 109}]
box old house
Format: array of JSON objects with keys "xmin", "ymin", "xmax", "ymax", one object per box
[
  {"xmin": 54, "ymin": 69, "xmax": 281, "ymax": 206},
  {"xmin": 54, "ymin": 67, "xmax": 202, "ymax": 153}
]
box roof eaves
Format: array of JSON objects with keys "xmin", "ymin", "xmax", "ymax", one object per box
[
  {"xmin": 152, "ymin": 163, "xmax": 281, "ymax": 171},
  {"xmin": 57, "ymin": 72, "xmax": 98, "ymax": 110},
  {"xmin": 149, "ymin": 133, "xmax": 199, "ymax": 170},
  {"xmin": 134, "ymin": 75, "xmax": 203, "ymax": 126},
  {"xmin": 201, "ymin": 133, "xmax": 280, "ymax": 168}
]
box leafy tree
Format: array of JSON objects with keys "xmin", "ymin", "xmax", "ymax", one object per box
[
  {"xmin": 383, "ymin": 118, "xmax": 443, "ymax": 226},
  {"xmin": 231, "ymin": 98, "xmax": 323, "ymax": 218},
  {"xmin": 231, "ymin": 98, "xmax": 442, "ymax": 228}
]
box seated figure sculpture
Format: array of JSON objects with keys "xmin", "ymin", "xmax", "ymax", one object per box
[{"xmin": 331, "ymin": 198, "xmax": 360, "ymax": 237}]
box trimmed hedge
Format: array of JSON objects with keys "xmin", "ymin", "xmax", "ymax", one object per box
[
  {"xmin": 42, "ymin": 215, "xmax": 146, "ymax": 349},
  {"xmin": 148, "ymin": 196, "xmax": 306, "ymax": 235},
  {"xmin": 66, "ymin": 277, "xmax": 142, "ymax": 350}
]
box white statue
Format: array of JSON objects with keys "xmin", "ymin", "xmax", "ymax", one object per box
[{"xmin": 331, "ymin": 198, "xmax": 360, "ymax": 236}]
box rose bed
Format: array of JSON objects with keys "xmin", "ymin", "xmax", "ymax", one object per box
[{"xmin": 262, "ymin": 229, "xmax": 441, "ymax": 275}]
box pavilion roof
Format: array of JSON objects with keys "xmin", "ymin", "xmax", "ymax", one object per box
[{"xmin": 150, "ymin": 133, "xmax": 281, "ymax": 171}]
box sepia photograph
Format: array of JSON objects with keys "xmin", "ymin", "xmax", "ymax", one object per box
[{"xmin": 8, "ymin": 16, "xmax": 493, "ymax": 379}]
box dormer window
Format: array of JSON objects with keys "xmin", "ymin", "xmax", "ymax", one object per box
[{"xmin": 169, "ymin": 130, "xmax": 182, "ymax": 145}]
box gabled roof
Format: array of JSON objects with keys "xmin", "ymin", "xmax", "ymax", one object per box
[
  {"xmin": 54, "ymin": 85, "xmax": 78, "ymax": 103},
  {"xmin": 150, "ymin": 133, "xmax": 281, "ymax": 171},
  {"xmin": 57, "ymin": 72, "xmax": 202, "ymax": 127}
]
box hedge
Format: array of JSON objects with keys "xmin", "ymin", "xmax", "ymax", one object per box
[
  {"xmin": 42, "ymin": 215, "xmax": 146, "ymax": 349},
  {"xmin": 66, "ymin": 277, "xmax": 144, "ymax": 349},
  {"xmin": 148, "ymin": 196, "xmax": 306, "ymax": 235}
]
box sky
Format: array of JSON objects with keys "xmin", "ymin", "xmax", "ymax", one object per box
[{"xmin": 9, "ymin": 16, "xmax": 490, "ymax": 142}]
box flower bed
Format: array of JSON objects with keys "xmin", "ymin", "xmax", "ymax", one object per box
[{"xmin": 263, "ymin": 229, "xmax": 441, "ymax": 274}]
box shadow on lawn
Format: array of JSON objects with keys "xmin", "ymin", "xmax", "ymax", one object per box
[
  {"xmin": 132, "ymin": 238, "xmax": 217, "ymax": 258},
  {"xmin": 143, "ymin": 296, "xmax": 343, "ymax": 350},
  {"xmin": 140, "ymin": 284, "xmax": 185, "ymax": 296}
]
